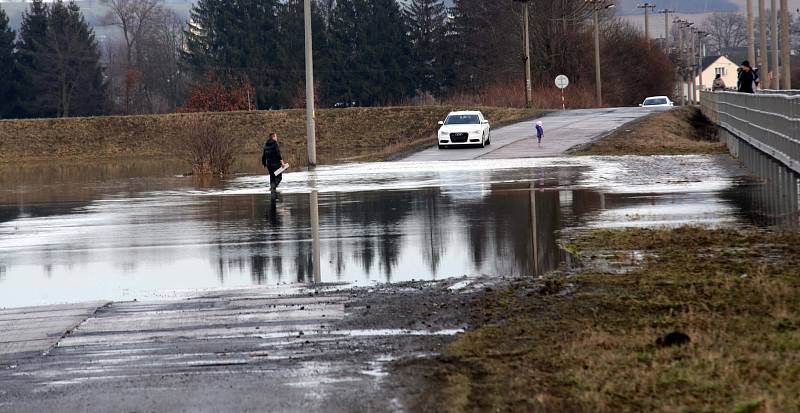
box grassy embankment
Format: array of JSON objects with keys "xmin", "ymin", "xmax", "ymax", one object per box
[
  {"xmin": 573, "ymin": 106, "xmax": 727, "ymax": 155},
  {"xmin": 0, "ymin": 106, "xmax": 542, "ymax": 167},
  {"xmin": 404, "ymin": 107, "xmax": 800, "ymax": 411},
  {"xmin": 408, "ymin": 227, "xmax": 800, "ymax": 413}
]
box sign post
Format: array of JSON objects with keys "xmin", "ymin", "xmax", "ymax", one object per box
[{"xmin": 555, "ymin": 75, "xmax": 569, "ymax": 111}]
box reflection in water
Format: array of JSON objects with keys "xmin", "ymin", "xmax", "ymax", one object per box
[
  {"xmin": 0, "ymin": 155, "xmax": 788, "ymax": 307},
  {"xmin": 721, "ymin": 133, "xmax": 800, "ymax": 227}
]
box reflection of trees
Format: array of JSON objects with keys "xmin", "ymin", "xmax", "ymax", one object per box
[
  {"xmin": 415, "ymin": 188, "xmax": 448, "ymax": 277},
  {"xmin": 328, "ymin": 193, "xmax": 347, "ymax": 278},
  {"xmin": 455, "ymin": 183, "xmax": 564, "ymax": 277},
  {"xmin": 340, "ymin": 191, "xmax": 413, "ymax": 281}
]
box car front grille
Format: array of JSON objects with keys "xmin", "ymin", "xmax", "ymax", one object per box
[{"xmin": 450, "ymin": 133, "xmax": 468, "ymax": 143}]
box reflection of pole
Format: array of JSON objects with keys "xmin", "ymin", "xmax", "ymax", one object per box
[
  {"xmin": 304, "ymin": 0, "xmax": 317, "ymax": 166},
  {"xmin": 310, "ymin": 190, "xmax": 321, "ymax": 283},
  {"xmin": 530, "ymin": 184, "xmax": 538, "ymax": 276}
]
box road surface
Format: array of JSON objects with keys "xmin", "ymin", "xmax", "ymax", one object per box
[{"xmin": 404, "ymin": 107, "xmax": 650, "ymax": 162}]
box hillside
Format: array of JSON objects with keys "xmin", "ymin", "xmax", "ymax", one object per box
[{"xmin": 0, "ymin": 106, "xmax": 542, "ymax": 167}]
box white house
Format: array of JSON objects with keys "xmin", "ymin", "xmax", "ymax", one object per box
[{"xmin": 693, "ymin": 55, "xmax": 739, "ymax": 101}]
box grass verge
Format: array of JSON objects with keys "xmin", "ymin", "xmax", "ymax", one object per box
[
  {"xmin": 573, "ymin": 107, "xmax": 727, "ymax": 156},
  {"xmin": 403, "ymin": 226, "xmax": 800, "ymax": 413},
  {"xmin": 0, "ymin": 106, "xmax": 542, "ymax": 168}
]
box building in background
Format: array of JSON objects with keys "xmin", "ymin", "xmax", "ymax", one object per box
[{"xmin": 693, "ymin": 55, "xmax": 739, "ymax": 100}]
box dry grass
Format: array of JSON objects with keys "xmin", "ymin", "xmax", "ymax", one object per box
[
  {"xmin": 573, "ymin": 106, "xmax": 727, "ymax": 156},
  {"xmin": 0, "ymin": 106, "xmax": 542, "ymax": 168},
  {"xmin": 406, "ymin": 226, "xmax": 800, "ymax": 413}
]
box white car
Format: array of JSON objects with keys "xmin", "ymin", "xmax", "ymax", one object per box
[
  {"xmin": 437, "ymin": 111, "xmax": 491, "ymax": 149},
  {"xmin": 639, "ymin": 96, "xmax": 675, "ymax": 108}
]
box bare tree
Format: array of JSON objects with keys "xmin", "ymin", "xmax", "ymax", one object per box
[
  {"xmin": 702, "ymin": 12, "xmax": 748, "ymax": 54},
  {"xmin": 101, "ymin": 0, "xmax": 163, "ymax": 113},
  {"xmin": 137, "ymin": 8, "xmax": 186, "ymax": 113}
]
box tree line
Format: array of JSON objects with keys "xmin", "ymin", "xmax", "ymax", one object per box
[
  {"xmin": 0, "ymin": 0, "xmax": 106, "ymax": 118},
  {"xmin": 1, "ymin": 0, "xmax": 676, "ymax": 119}
]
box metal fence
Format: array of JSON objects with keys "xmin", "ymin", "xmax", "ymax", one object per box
[{"xmin": 700, "ymin": 91, "xmax": 800, "ymax": 174}]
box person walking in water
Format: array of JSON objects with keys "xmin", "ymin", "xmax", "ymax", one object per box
[
  {"xmin": 535, "ymin": 121, "xmax": 544, "ymax": 147},
  {"xmin": 261, "ymin": 132, "xmax": 286, "ymax": 194}
]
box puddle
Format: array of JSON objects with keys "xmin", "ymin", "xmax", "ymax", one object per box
[{"xmin": 0, "ymin": 155, "xmax": 797, "ymax": 308}]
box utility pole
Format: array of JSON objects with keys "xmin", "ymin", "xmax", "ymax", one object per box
[
  {"xmin": 304, "ymin": 0, "xmax": 317, "ymax": 166},
  {"xmin": 771, "ymin": 0, "xmax": 780, "ymax": 88},
  {"xmin": 747, "ymin": 0, "xmax": 756, "ymax": 66},
  {"xmin": 658, "ymin": 9, "xmax": 674, "ymax": 53},
  {"xmin": 697, "ymin": 31, "xmax": 708, "ymax": 100},
  {"xmin": 586, "ymin": 0, "xmax": 615, "ymax": 107},
  {"xmin": 759, "ymin": 0, "xmax": 769, "ymax": 88},
  {"xmin": 689, "ymin": 29, "xmax": 696, "ymax": 104},
  {"xmin": 675, "ymin": 19, "xmax": 693, "ymax": 105},
  {"xmin": 514, "ymin": 0, "xmax": 533, "ymax": 108},
  {"xmin": 780, "ymin": 0, "xmax": 791, "ymax": 89},
  {"xmin": 637, "ymin": 3, "xmax": 657, "ymax": 48},
  {"xmin": 676, "ymin": 19, "xmax": 685, "ymax": 105}
]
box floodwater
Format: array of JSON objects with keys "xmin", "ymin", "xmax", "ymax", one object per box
[{"xmin": 1, "ymin": 154, "xmax": 797, "ymax": 308}]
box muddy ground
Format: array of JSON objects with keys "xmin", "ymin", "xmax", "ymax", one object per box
[{"xmin": 390, "ymin": 229, "xmax": 800, "ymax": 413}]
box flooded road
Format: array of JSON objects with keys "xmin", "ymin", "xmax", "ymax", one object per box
[{"xmin": 1, "ymin": 155, "xmax": 797, "ymax": 308}]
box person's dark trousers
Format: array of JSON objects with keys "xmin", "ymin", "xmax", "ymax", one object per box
[{"xmin": 267, "ymin": 164, "xmax": 282, "ymax": 191}]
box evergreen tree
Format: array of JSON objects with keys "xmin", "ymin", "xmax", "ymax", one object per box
[
  {"xmin": 16, "ymin": 0, "xmax": 49, "ymax": 117},
  {"xmin": 448, "ymin": 0, "xmax": 517, "ymax": 90},
  {"xmin": 276, "ymin": 0, "xmax": 327, "ymax": 107},
  {"xmin": 327, "ymin": 0, "xmax": 413, "ymax": 106},
  {"xmin": 184, "ymin": 0, "xmax": 283, "ymax": 108},
  {"xmin": 0, "ymin": 5, "xmax": 20, "ymax": 119},
  {"xmin": 405, "ymin": 0, "xmax": 449, "ymax": 96},
  {"xmin": 31, "ymin": 1, "xmax": 107, "ymax": 117}
]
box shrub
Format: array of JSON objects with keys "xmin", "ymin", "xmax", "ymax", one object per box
[{"xmin": 179, "ymin": 117, "xmax": 238, "ymax": 175}]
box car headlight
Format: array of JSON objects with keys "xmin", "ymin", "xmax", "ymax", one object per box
[{"xmin": 471, "ymin": 130, "xmax": 482, "ymax": 134}]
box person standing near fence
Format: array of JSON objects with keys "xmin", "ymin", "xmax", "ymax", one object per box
[
  {"xmin": 737, "ymin": 61, "xmax": 758, "ymax": 94},
  {"xmin": 261, "ymin": 132, "xmax": 286, "ymax": 194}
]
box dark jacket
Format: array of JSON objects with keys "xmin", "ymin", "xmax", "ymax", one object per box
[
  {"xmin": 262, "ymin": 138, "xmax": 283, "ymax": 168},
  {"xmin": 737, "ymin": 69, "xmax": 757, "ymax": 93}
]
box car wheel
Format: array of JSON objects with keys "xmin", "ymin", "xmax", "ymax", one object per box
[
  {"xmin": 486, "ymin": 133, "xmax": 491, "ymax": 145},
  {"xmin": 438, "ymin": 144, "xmax": 445, "ymax": 150},
  {"xmin": 480, "ymin": 134, "xmax": 486, "ymax": 148}
]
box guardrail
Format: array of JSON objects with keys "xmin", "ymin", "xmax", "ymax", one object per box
[{"xmin": 700, "ymin": 91, "xmax": 800, "ymax": 174}]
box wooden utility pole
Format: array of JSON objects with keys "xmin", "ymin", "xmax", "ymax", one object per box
[
  {"xmin": 513, "ymin": 0, "xmax": 533, "ymax": 108},
  {"xmin": 780, "ymin": 0, "xmax": 791, "ymax": 89},
  {"xmin": 638, "ymin": 3, "xmax": 657, "ymax": 48},
  {"xmin": 747, "ymin": 0, "xmax": 756, "ymax": 66},
  {"xmin": 771, "ymin": 0, "xmax": 779, "ymax": 88},
  {"xmin": 759, "ymin": 0, "xmax": 769, "ymax": 88},
  {"xmin": 304, "ymin": 0, "xmax": 317, "ymax": 166},
  {"xmin": 658, "ymin": 9, "xmax": 674, "ymax": 53}
]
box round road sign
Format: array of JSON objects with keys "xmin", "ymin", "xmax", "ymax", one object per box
[{"xmin": 555, "ymin": 75, "xmax": 569, "ymax": 89}]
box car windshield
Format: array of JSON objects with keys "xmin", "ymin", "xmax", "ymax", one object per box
[
  {"xmin": 445, "ymin": 114, "xmax": 480, "ymax": 125},
  {"xmin": 643, "ymin": 98, "xmax": 668, "ymax": 106}
]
